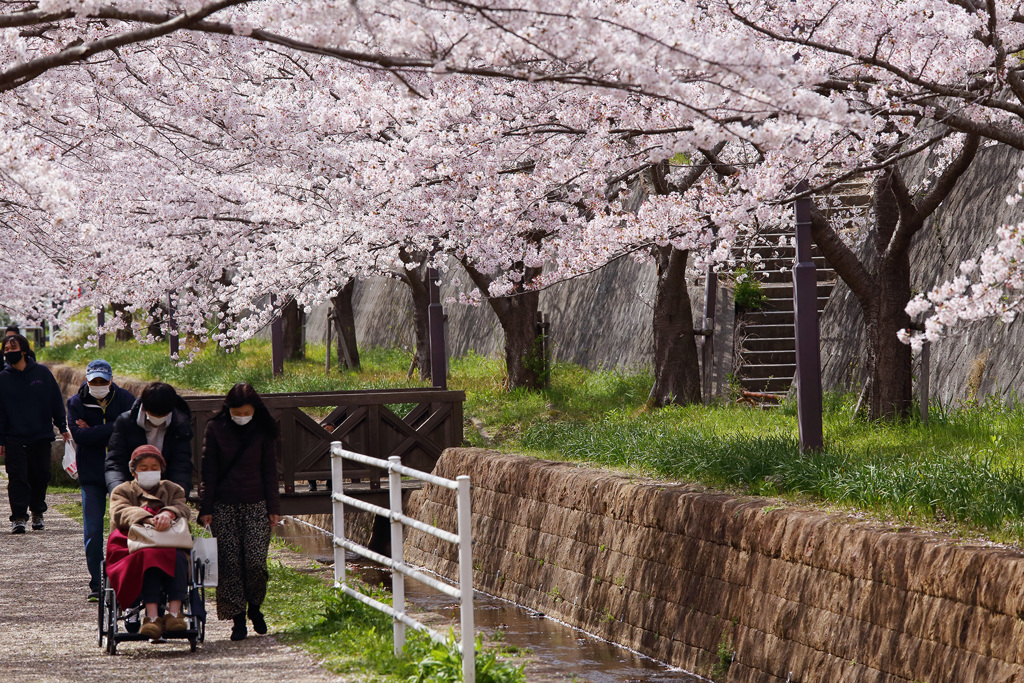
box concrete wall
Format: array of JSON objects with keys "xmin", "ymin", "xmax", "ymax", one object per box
[
  {"xmin": 406, "ymin": 449, "xmax": 1024, "ymax": 682},
  {"xmin": 303, "ymin": 256, "xmax": 706, "ymax": 373}
]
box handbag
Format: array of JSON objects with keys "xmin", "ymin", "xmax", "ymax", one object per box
[
  {"xmin": 62, "ymin": 441, "xmax": 78, "ymax": 480},
  {"xmin": 127, "ymin": 516, "xmax": 193, "ymax": 553},
  {"xmin": 193, "ymin": 527, "xmax": 218, "ymax": 587}
]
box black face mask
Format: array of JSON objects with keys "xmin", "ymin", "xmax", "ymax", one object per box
[{"xmin": 4, "ymin": 351, "xmax": 22, "ymax": 366}]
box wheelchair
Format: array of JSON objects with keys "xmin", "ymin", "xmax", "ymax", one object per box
[{"xmin": 97, "ymin": 550, "xmax": 208, "ymax": 654}]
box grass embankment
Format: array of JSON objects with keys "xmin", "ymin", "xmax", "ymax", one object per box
[{"xmin": 42, "ymin": 338, "xmax": 1024, "ymax": 544}]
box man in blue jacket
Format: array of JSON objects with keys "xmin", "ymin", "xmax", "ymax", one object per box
[
  {"xmin": 67, "ymin": 359, "xmax": 135, "ymax": 601},
  {"xmin": 0, "ymin": 334, "xmax": 70, "ymax": 534}
]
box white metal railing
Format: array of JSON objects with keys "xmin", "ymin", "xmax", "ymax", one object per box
[{"xmin": 329, "ymin": 442, "xmax": 475, "ymax": 683}]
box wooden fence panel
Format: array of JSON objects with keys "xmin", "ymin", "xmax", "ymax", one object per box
[{"xmin": 184, "ymin": 388, "xmax": 465, "ymax": 513}]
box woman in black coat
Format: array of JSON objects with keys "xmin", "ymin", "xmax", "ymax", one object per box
[
  {"xmin": 105, "ymin": 382, "xmax": 193, "ymax": 496},
  {"xmin": 198, "ymin": 382, "xmax": 280, "ymax": 641}
]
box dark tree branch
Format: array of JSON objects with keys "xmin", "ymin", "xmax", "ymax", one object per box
[
  {"xmin": 0, "ymin": 1, "xmax": 249, "ymax": 92},
  {"xmin": 808, "ymin": 202, "xmax": 877, "ymax": 305}
]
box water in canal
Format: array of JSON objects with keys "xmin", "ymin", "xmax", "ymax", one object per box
[{"xmin": 275, "ymin": 517, "xmax": 700, "ymax": 682}]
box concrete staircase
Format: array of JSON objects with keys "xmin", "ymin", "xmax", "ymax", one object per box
[{"xmin": 733, "ymin": 177, "xmax": 871, "ymax": 402}]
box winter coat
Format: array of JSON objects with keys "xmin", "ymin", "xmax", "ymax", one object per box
[
  {"xmin": 67, "ymin": 382, "xmax": 136, "ymax": 486},
  {"xmin": 106, "ymin": 397, "xmax": 194, "ymax": 495},
  {"xmin": 0, "ymin": 358, "xmax": 67, "ymax": 446},
  {"xmin": 109, "ymin": 479, "xmax": 191, "ymax": 532},
  {"xmin": 107, "ymin": 479, "xmax": 190, "ymax": 609},
  {"xmin": 200, "ymin": 415, "xmax": 280, "ymax": 516}
]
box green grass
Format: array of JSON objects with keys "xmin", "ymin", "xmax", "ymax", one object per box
[
  {"xmin": 41, "ymin": 339, "xmax": 1024, "ymax": 543},
  {"xmin": 264, "ymin": 559, "xmax": 523, "ymax": 682},
  {"xmin": 40, "ymin": 339, "xmax": 422, "ymax": 395},
  {"xmin": 54, "ymin": 497, "xmax": 110, "ymax": 534},
  {"xmin": 262, "ymin": 559, "xmax": 417, "ymax": 680}
]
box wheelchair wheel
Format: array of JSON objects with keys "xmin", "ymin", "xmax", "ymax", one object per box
[
  {"xmin": 191, "ymin": 558, "xmax": 208, "ymax": 643},
  {"xmin": 189, "ymin": 636, "xmax": 197, "ymax": 652},
  {"xmin": 96, "ymin": 588, "xmax": 104, "ymax": 646},
  {"xmin": 98, "ymin": 560, "xmax": 110, "ymax": 647},
  {"xmin": 103, "ymin": 590, "xmax": 118, "ymax": 655}
]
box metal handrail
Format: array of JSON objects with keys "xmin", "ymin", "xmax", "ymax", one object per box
[{"xmin": 330, "ymin": 443, "xmax": 475, "ymax": 683}]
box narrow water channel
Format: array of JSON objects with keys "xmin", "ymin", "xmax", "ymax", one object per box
[{"xmin": 275, "ymin": 517, "xmax": 699, "ymax": 682}]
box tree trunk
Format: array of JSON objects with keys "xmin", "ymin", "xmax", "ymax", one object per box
[
  {"xmin": 462, "ymin": 262, "xmax": 544, "ymax": 391},
  {"xmin": 281, "ymin": 299, "xmax": 305, "ymax": 360},
  {"xmin": 648, "ymin": 245, "xmax": 702, "ymax": 407},
  {"xmin": 331, "ymin": 280, "xmax": 360, "ymax": 370},
  {"xmin": 111, "ymin": 303, "xmax": 133, "ymax": 341},
  {"xmin": 864, "ymin": 253, "xmax": 914, "ymax": 419},
  {"xmin": 397, "ymin": 249, "xmax": 432, "ymax": 382},
  {"xmin": 406, "ymin": 266, "xmax": 432, "ymax": 382},
  {"xmin": 496, "ymin": 288, "xmax": 543, "ymax": 390}
]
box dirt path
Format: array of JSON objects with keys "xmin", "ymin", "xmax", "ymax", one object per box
[{"xmin": 0, "ymin": 484, "xmax": 341, "ymax": 683}]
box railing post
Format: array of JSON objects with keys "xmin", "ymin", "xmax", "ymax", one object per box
[
  {"xmin": 702, "ymin": 265, "xmax": 717, "ymax": 403},
  {"xmin": 389, "ymin": 455, "xmax": 406, "ymax": 655},
  {"xmin": 271, "ymin": 294, "xmax": 284, "ymax": 376},
  {"xmin": 457, "ymin": 475, "xmax": 475, "ymax": 683},
  {"xmin": 428, "ymin": 267, "xmax": 448, "ymax": 390},
  {"xmin": 97, "ymin": 307, "xmax": 106, "ymax": 350},
  {"xmin": 536, "ymin": 311, "xmax": 551, "ymax": 388},
  {"xmin": 325, "ymin": 313, "xmax": 332, "ymax": 374},
  {"xmin": 331, "ymin": 442, "xmax": 346, "ymax": 589},
  {"xmin": 919, "ymin": 341, "xmax": 930, "ymax": 425},
  {"xmin": 793, "ymin": 181, "xmax": 824, "ymax": 452},
  {"xmin": 168, "ymin": 291, "xmax": 179, "ymax": 359}
]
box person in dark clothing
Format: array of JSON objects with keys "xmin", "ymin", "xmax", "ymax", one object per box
[
  {"xmin": 3, "ymin": 325, "xmax": 34, "ymax": 361},
  {"xmin": 0, "ymin": 334, "xmax": 70, "ymax": 533},
  {"xmin": 106, "ymin": 382, "xmax": 193, "ymax": 496},
  {"xmin": 198, "ymin": 382, "xmax": 280, "ymax": 641},
  {"xmin": 67, "ymin": 359, "xmax": 136, "ymax": 601}
]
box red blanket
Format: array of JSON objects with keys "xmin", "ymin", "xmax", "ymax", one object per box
[{"xmin": 105, "ymin": 528, "xmax": 180, "ymax": 609}]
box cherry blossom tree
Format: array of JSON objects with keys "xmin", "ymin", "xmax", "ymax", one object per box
[{"xmin": 5, "ymin": 0, "xmax": 1020, "ymax": 412}]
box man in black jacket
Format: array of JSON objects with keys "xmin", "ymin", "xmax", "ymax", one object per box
[
  {"xmin": 67, "ymin": 359, "xmax": 135, "ymax": 600},
  {"xmin": 0, "ymin": 334, "xmax": 70, "ymax": 533},
  {"xmin": 105, "ymin": 382, "xmax": 193, "ymax": 496}
]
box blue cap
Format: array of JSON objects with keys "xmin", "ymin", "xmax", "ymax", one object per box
[{"xmin": 85, "ymin": 359, "xmax": 113, "ymax": 382}]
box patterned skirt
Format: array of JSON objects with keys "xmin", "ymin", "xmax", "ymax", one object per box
[{"xmin": 210, "ymin": 500, "xmax": 271, "ymax": 620}]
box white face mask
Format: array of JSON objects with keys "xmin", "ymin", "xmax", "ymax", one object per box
[
  {"xmin": 136, "ymin": 470, "xmax": 161, "ymax": 489},
  {"xmin": 146, "ymin": 412, "xmax": 170, "ymax": 426},
  {"xmin": 88, "ymin": 385, "xmax": 110, "ymax": 399},
  {"xmin": 231, "ymin": 414, "xmax": 253, "ymax": 426}
]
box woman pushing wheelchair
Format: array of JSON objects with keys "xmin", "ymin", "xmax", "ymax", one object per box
[{"xmin": 106, "ymin": 445, "xmax": 192, "ymax": 641}]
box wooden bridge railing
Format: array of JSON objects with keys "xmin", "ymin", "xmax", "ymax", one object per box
[{"xmin": 183, "ymin": 388, "xmax": 465, "ymax": 514}]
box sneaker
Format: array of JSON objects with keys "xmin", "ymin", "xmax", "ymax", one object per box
[
  {"xmin": 11, "ymin": 519, "xmax": 26, "ymax": 534},
  {"xmin": 140, "ymin": 616, "xmax": 163, "ymax": 640},
  {"xmin": 163, "ymin": 613, "xmax": 187, "ymax": 632},
  {"xmin": 248, "ymin": 607, "xmax": 267, "ymax": 635},
  {"xmin": 87, "ymin": 591, "xmax": 101, "ymax": 603},
  {"xmin": 31, "ymin": 514, "xmax": 43, "ymax": 531}
]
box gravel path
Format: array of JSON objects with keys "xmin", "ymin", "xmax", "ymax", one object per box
[{"xmin": 0, "ymin": 484, "xmax": 341, "ymax": 683}]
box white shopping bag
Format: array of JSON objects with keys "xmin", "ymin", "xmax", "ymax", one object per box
[
  {"xmin": 193, "ymin": 531, "xmax": 218, "ymax": 587},
  {"xmin": 62, "ymin": 440, "xmax": 78, "ymax": 480}
]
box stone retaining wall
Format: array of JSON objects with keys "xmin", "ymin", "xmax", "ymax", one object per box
[{"xmin": 404, "ymin": 448, "xmax": 1024, "ymax": 682}]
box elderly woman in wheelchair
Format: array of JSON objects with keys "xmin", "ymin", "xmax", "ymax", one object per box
[{"xmin": 106, "ymin": 445, "xmax": 192, "ymax": 641}]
